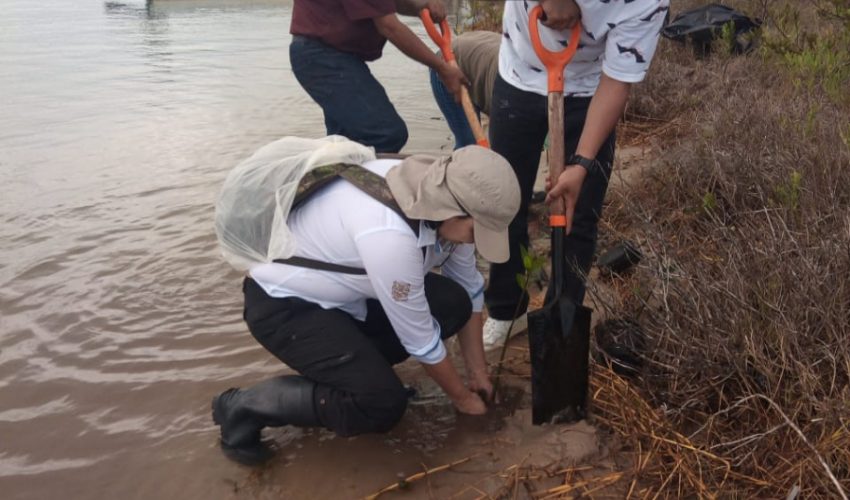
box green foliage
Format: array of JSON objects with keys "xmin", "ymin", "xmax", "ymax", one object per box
[
  {"xmin": 774, "ymin": 170, "xmax": 803, "ymax": 210},
  {"xmin": 521, "ymin": 244, "xmax": 533, "ymax": 272},
  {"xmin": 702, "ymin": 191, "xmax": 718, "ymax": 214},
  {"xmin": 720, "ymin": 20, "xmax": 737, "ymax": 54},
  {"xmin": 498, "ymin": 243, "xmax": 546, "ymax": 390},
  {"xmin": 841, "ymin": 122, "xmax": 850, "ymax": 150},
  {"xmin": 515, "ymin": 272, "xmax": 525, "ymax": 290},
  {"xmin": 818, "ymin": 0, "xmax": 850, "ymax": 23},
  {"xmin": 803, "ymin": 104, "xmax": 821, "ymax": 138},
  {"xmin": 762, "ymin": 1, "xmax": 850, "ymax": 104},
  {"xmin": 515, "ymin": 244, "xmax": 547, "ymax": 291}
]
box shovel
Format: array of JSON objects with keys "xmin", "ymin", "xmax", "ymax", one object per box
[
  {"xmin": 420, "ymin": 9, "xmax": 489, "ymax": 148},
  {"xmin": 526, "ymin": 6, "xmax": 592, "ymax": 425}
]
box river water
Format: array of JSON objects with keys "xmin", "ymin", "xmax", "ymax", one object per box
[{"xmin": 0, "ymin": 1, "xmax": 463, "ymax": 498}]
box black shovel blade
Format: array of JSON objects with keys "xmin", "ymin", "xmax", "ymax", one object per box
[{"xmin": 528, "ymin": 295, "xmax": 592, "ymax": 425}]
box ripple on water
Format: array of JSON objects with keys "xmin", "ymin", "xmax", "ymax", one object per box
[
  {"xmin": 0, "ymin": 0, "xmax": 452, "ymax": 495},
  {"xmin": 0, "ymin": 396, "xmax": 75, "ymax": 423},
  {"xmin": 0, "ymin": 456, "xmax": 104, "ymax": 478}
]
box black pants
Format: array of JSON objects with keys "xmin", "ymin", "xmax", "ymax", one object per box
[
  {"xmin": 242, "ymin": 273, "xmax": 472, "ymax": 437},
  {"xmin": 485, "ymin": 73, "xmax": 616, "ymax": 320}
]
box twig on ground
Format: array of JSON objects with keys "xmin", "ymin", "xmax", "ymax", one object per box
[{"xmin": 365, "ymin": 455, "xmax": 478, "ymax": 500}]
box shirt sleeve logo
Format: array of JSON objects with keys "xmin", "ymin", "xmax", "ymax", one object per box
[{"xmin": 391, "ymin": 281, "xmax": 412, "ymax": 302}]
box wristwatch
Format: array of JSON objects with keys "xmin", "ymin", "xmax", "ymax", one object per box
[{"xmin": 567, "ymin": 154, "xmax": 597, "ymax": 173}]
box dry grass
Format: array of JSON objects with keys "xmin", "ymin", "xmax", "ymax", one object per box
[
  {"xmin": 454, "ymin": 0, "xmax": 849, "ymax": 497},
  {"xmin": 456, "ymin": 0, "xmax": 504, "ymax": 33},
  {"xmin": 594, "ymin": 0, "xmax": 850, "ymax": 497}
]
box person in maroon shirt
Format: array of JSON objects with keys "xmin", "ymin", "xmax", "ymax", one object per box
[{"xmin": 289, "ymin": 0, "xmax": 468, "ymax": 153}]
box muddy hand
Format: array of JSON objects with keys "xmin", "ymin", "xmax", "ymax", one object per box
[
  {"xmin": 539, "ymin": 0, "xmax": 581, "ymax": 30},
  {"xmin": 452, "ymin": 389, "xmax": 487, "ymax": 415},
  {"xmin": 468, "ymin": 376, "xmax": 495, "ymax": 405}
]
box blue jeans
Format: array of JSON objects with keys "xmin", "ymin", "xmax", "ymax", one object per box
[
  {"xmin": 290, "ymin": 36, "xmax": 408, "ymax": 153},
  {"xmin": 485, "ymin": 73, "xmax": 616, "ymax": 320},
  {"xmin": 429, "ymin": 67, "xmax": 478, "ymax": 150}
]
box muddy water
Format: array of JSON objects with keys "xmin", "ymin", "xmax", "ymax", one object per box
[
  {"xmin": 0, "ymin": 0, "xmax": 510, "ymax": 498},
  {"xmin": 0, "ymin": 2, "xmax": 606, "ymax": 497}
]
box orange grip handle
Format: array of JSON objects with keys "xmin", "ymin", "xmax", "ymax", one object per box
[
  {"xmin": 549, "ymin": 215, "xmax": 568, "ymax": 228},
  {"xmin": 528, "ymin": 6, "xmax": 581, "ymax": 93},
  {"xmin": 420, "ymin": 9, "xmax": 454, "ymax": 63}
]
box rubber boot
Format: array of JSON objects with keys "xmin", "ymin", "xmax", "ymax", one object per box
[{"xmin": 211, "ymin": 375, "xmax": 318, "ymax": 466}]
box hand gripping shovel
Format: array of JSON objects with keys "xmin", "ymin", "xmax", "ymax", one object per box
[
  {"xmin": 526, "ymin": 6, "xmax": 592, "ymax": 425},
  {"xmin": 420, "ymin": 9, "xmax": 489, "ymax": 148}
]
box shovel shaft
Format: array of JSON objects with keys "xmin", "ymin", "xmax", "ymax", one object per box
[
  {"xmin": 550, "ymin": 226, "xmax": 565, "ymax": 298},
  {"xmin": 452, "ymin": 62, "xmax": 489, "ymax": 147},
  {"xmin": 421, "ymin": 9, "xmax": 489, "ymax": 148},
  {"xmin": 547, "ymin": 92, "xmax": 565, "ymax": 221}
]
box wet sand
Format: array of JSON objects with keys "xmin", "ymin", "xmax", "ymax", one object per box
[{"xmin": 217, "ymin": 339, "xmax": 605, "ymax": 500}]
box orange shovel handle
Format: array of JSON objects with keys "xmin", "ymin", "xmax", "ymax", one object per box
[
  {"xmin": 420, "ymin": 10, "xmax": 454, "ymax": 63},
  {"xmin": 528, "ymin": 6, "xmax": 580, "ymax": 226},
  {"xmin": 421, "ymin": 9, "xmax": 490, "ymax": 148},
  {"xmin": 528, "ymin": 6, "xmax": 581, "ymax": 93}
]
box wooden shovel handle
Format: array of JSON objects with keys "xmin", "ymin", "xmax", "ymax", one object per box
[
  {"xmin": 547, "ymin": 93, "xmax": 567, "ymax": 223},
  {"xmin": 420, "ymin": 9, "xmax": 489, "ymax": 148},
  {"xmin": 528, "ymin": 5, "xmax": 580, "ymax": 224}
]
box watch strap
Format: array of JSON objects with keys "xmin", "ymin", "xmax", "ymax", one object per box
[{"xmin": 567, "ymin": 154, "xmax": 597, "ymax": 173}]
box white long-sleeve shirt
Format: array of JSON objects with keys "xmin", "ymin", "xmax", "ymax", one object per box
[
  {"xmin": 500, "ymin": 0, "xmax": 669, "ymax": 97},
  {"xmin": 249, "ymin": 159, "xmax": 485, "ymax": 365}
]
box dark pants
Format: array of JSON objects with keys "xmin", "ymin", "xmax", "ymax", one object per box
[
  {"xmin": 242, "ymin": 273, "xmax": 471, "ymax": 437},
  {"xmin": 429, "ymin": 66, "xmax": 478, "ymax": 149},
  {"xmin": 289, "ymin": 35, "xmax": 408, "ymax": 153},
  {"xmin": 485, "ymin": 73, "xmax": 616, "ymax": 320}
]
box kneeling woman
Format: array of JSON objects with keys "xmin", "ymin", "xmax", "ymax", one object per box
[{"xmin": 212, "ymin": 144, "xmax": 520, "ymax": 465}]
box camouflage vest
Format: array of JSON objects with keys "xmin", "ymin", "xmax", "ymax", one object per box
[{"xmin": 273, "ymin": 163, "xmax": 419, "ymax": 275}]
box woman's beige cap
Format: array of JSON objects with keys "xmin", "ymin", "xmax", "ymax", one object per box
[{"xmin": 385, "ymin": 146, "xmax": 520, "ymax": 263}]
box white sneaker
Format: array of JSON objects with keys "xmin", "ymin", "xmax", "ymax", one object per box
[{"xmin": 483, "ymin": 315, "xmax": 528, "ymax": 350}]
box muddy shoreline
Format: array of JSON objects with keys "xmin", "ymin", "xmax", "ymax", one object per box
[
  {"xmin": 226, "ymin": 341, "xmax": 604, "ymax": 499},
  {"xmin": 0, "ymin": 0, "xmax": 655, "ymax": 494},
  {"xmin": 216, "ymin": 145, "xmax": 653, "ymax": 500}
]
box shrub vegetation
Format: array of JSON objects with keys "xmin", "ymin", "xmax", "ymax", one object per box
[{"xmin": 600, "ymin": 0, "xmax": 850, "ymax": 496}]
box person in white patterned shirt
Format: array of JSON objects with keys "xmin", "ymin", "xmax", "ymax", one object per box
[{"xmin": 483, "ymin": 0, "xmax": 669, "ymax": 347}]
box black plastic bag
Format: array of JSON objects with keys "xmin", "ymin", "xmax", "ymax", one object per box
[
  {"xmin": 597, "ymin": 241, "xmax": 642, "ymax": 276},
  {"xmin": 662, "ymin": 4, "xmax": 761, "ymax": 56},
  {"xmin": 593, "ymin": 318, "xmax": 646, "ymax": 379}
]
